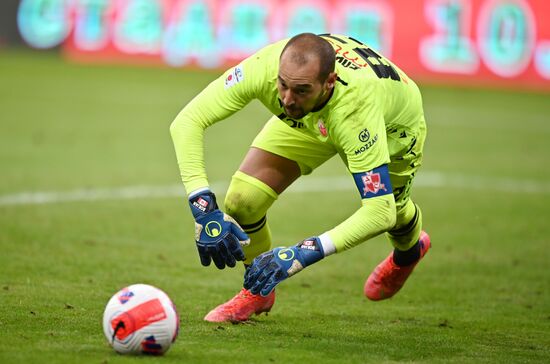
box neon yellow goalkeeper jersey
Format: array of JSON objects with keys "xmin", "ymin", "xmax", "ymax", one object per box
[{"xmin": 171, "ymin": 34, "xmax": 425, "ymax": 194}]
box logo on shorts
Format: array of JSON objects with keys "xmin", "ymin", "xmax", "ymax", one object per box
[{"xmin": 361, "ymin": 172, "xmax": 387, "ymax": 195}]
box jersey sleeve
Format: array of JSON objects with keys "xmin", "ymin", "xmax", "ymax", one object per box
[
  {"xmin": 331, "ymin": 80, "xmax": 390, "ymax": 175},
  {"xmin": 170, "ymin": 49, "xmax": 273, "ymax": 194},
  {"xmin": 320, "ymin": 81, "xmax": 395, "ymax": 252}
]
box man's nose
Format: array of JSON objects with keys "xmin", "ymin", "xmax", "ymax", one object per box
[{"xmin": 282, "ymin": 90, "xmax": 295, "ymax": 106}]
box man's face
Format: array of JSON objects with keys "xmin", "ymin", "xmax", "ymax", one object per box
[{"xmin": 277, "ymin": 54, "xmax": 330, "ymax": 119}]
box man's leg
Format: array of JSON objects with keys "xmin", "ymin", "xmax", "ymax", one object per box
[
  {"xmin": 204, "ymin": 117, "xmax": 335, "ymax": 322},
  {"xmin": 227, "ymin": 149, "xmax": 301, "ymax": 264},
  {"xmin": 365, "ymin": 119, "xmax": 431, "ymax": 301},
  {"xmin": 364, "ymin": 198, "xmax": 431, "ymax": 301},
  {"xmin": 203, "ymin": 148, "xmax": 303, "ymax": 322}
]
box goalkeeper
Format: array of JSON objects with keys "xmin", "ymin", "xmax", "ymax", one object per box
[{"xmin": 170, "ymin": 33, "xmax": 430, "ymax": 322}]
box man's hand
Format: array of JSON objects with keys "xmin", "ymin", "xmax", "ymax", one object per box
[
  {"xmin": 243, "ymin": 237, "xmax": 325, "ymax": 296},
  {"xmin": 189, "ymin": 191, "xmax": 250, "ymax": 269}
]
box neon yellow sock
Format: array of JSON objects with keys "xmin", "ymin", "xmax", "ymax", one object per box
[
  {"xmin": 224, "ymin": 171, "xmax": 278, "ymax": 264},
  {"xmin": 386, "ymin": 199, "xmax": 423, "ymax": 251}
]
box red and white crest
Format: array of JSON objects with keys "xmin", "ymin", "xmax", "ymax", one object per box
[
  {"xmin": 361, "ymin": 172, "xmax": 386, "ymax": 195},
  {"xmin": 318, "ymin": 119, "xmax": 327, "ymax": 136}
]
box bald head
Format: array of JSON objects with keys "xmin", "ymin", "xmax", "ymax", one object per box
[{"xmin": 280, "ymin": 33, "xmax": 336, "ymax": 82}]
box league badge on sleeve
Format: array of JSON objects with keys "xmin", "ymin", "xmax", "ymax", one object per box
[{"xmin": 224, "ymin": 66, "xmax": 244, "ymax": 89}]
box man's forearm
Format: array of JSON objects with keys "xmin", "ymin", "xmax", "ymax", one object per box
[
  {"xmin": 170, "ymin": 112, "xmax": 209, "ymax": 194},
  {"xmin": 325, "ymin": 193, "xmax": 397, "ymax": 252}
]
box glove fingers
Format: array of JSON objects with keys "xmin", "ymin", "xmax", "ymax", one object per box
[
  {"xmin": 244, "ymin": 266, "xmax": 262, "ymax": 290},
  {"xmin": 243, "ymin": 266, "xmax": 253, "ymax": 289},
  {"xmin": 250, "ymin": 270, "xmax": 274, "ymax": 295},
  {"xmin": 243, "ymin": 264, "xmax": 259, "ymax": 289},
  {"xmin": 210, "ymin": 246, "xmax": 226, "ymax": 269},
  {"xmin": 260, "ymin": 274, "xmax": 279, "ymax": 297},
  {"xmin": 226, "ymin": 234, "xmax": 245, "ymax": 261},
  {"xmin": 197, "ymin": 245, "xmax": 212, "ymax": 267},
  {"xmin": 220, "ymin": 239, "xmax": 236, "ymax": 268}
]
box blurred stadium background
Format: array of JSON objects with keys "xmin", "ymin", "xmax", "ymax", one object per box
[{"xmin": 1, "ymin": 0, "xmax": 549, "ymax": 363}]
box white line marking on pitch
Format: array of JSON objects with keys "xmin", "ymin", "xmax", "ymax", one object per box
[{"xmin": 0, "ymin": 171, "xmax": 548, "ymax": 206}]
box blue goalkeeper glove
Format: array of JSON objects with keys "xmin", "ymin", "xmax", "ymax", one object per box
[
  {"xmin": 243, "ymin": 237, "xmax": 325, "ymax": 296},
  {"xmin": 189, "ymin": 190, "xmax": 250, "ymax": 269}
]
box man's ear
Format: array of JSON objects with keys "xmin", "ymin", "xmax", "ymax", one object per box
[{"xmin": 326, "ymin": 72, "xmax": 337, "ymax": 90}]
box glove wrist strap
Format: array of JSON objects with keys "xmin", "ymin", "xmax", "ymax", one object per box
[
  {"xmin": 296, "ymin": 237, "xmax": 325, "ymax": 267},
  {"xmin": 189, "ymin": 191, "xmax": 218, "ymax": 218}
]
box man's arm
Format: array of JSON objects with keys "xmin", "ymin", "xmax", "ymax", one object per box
[
  {"xmin": 170, "ymin": 49, "xmax": 272, "ymax": 268},
  {"xmin": 244, "ymin": 176, "xmax": 396, "ymax": 297},
  {"xmin": 245, "ymin": 82, "xmax": 396, "ymax": 291},
  {"xmin": 170, "ymin": 64, "xmax": 254, "ymax": 193},
  {"xmin": 323, "ymin": 168, "xmax": 396, "ymax": 253},
  {"xmin": 170, "ymin": 40, "xmax": 280, "ymax": 194}
]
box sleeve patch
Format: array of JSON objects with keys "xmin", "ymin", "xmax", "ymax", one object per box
[
  {"xmin": 224, "ymin": 66, "xmax": 244, "ymax": 89},
  {"xmin": 352, "ymin": 164, "xmax": 393, "ymax": 199}
]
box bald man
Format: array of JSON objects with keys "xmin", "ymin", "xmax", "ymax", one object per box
[{"xmin": 170, "ymin": 33, "xmax": 430, "ymax": 322}]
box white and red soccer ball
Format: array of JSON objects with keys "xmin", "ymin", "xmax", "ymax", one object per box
[{"xmin": 103, "ymin": 284, "xmax": 179, "ymax": 355}]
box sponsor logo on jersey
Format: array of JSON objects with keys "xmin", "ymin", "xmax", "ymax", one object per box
[
  {"xmin": 336, "ymin": 56, "xmax": 361, "ymax": 70},
  {"xmin": 224, "ymin": 66, "xmax": 244, "ymax": 89},
  {"xmin": 287, "ymin": 119, "xmax": 305, "ymax": 128},
  {"xmin": 361, "ymin": 171, "xmax": 387, "ymax": 195},
  {"xmin": 358, "ymin": 128, "xmax": 370, "ymax": 142},
  {"xmin": 355, "ymin": 134, "xmax": 378, "ymax": 155},
  {"xmin": 325, "ymin": 39, "xmax": 369, "ymax": 70},
  {"xmin": 318, "ymin": 119, "xmax": 328, "ymax": 136}
]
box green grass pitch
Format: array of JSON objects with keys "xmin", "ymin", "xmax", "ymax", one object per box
[{"xmin": 1, "ymin": 49, "xmax": 549, "ymax": 363}]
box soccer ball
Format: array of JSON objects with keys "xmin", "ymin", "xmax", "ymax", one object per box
[{"xmin": 102, "ymin": 284, "xmax": 179, "ymax": 355}]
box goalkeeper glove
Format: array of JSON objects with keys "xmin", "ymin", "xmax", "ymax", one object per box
[
  {"xmin": 243, "ymin": 237, "xmax": 325, "ymax": 296},
  {"xmin": 189, "ymin": 190, "xmax": 249, "ymax": 269}
]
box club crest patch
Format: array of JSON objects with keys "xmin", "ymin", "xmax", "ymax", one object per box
[
  {"xmin": 318, "ymin": 119, "xmax": 327, "ymax": 137},
  {"xmin": 362, "ymin": 172, "xmax": 386, "ymax": 195},
  {"xmin": 352, "ymin": 165, "xmax": 393, "ymax": 198}
]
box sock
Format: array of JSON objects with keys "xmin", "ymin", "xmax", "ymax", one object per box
[
  {"xmin": 393, "ymin": 241, "xmax": 420, "ymax": 266},
  {"xmin": 386, "ymin": 199, "xmax": 423, "ymax": 251},
  {"xmin": 224, "ymin": 171, "xmax": 278, "ymax": 265}
]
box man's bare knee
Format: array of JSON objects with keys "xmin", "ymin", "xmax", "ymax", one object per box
[{"xmin": 238, "ymin": 147, "xmax": 300, "ymax": 194}]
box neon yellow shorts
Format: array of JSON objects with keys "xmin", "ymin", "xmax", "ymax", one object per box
[{"xmin": 251, "ymin": 116, "xmax": 426, "ymax": 208}]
